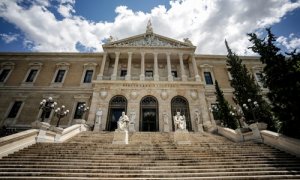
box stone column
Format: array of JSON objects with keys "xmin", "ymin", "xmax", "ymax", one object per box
[
  {"xmin": 191, "ymin": 53, "xmax": 201, "ymax": 82},
  {"xmin": 166, "ymin": 52, "xmax": 173, "ymax": 81},
  {"xmin": 179, "ymin": 53, "xmax": 187, "ymax": 81},
  {"xmin": 111, "ymin": 52, "xmax": 120, "ymax": 80},
  {"xmin": 153, "ymin": 52, "xmax": 159, "ymax": 81},
  {"xmin": 125, "ymin": 52, "xmax": 132, "ymax": 81},
  {"xmin": 140, "ymin": 52, "xmax": 145, "ymax": 81},
  {"xmin": 97, "ymin": 52, "xmax": 107, "ymax": 80}
]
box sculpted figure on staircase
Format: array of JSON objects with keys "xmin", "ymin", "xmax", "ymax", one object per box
[
  {"xmin": 173, "ymin": 112, "xmax": 186, "ymax": 131},
  {"xmin": 117, "ymin": 112, "xmax": 129, "ymax": 131}
]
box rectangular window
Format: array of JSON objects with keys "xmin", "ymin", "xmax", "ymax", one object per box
[
  {"xmin": 204, "ymin": 72, "xmax": 213, "ymax": 85},
  {"xmin": 25, "ymin": 69, "xmax": 38, "ymax": 82},
  {"xmin": 120, "ymin": 70, "xmax": 127, "ymax": 77},
  {"xmin": 83, "ymin": 70, "xmax": 93, "ymax": 83},
  {"xmin": 7, "ymin": 101, "xmax": 22, "ymax": 118},
  {"xmin": 54, "ymin": 69, "xmax": 66, "ymax": 83},
  {"xmin": 145, "ymin": 70, "xmax": 153, "ymax": 77},
  {"xmin": 171, "ymin": 71, "xmax": 178, "ymax": 78},
  {"xmin": 0, "ymin": 69, "xmax": 11, "ymax": 82},
  {"xmin": 74, "ymin": 102, "xmax": 85, "ymax": 119}
]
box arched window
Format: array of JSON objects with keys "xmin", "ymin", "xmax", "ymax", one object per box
[
  {"xmin": 106, "ymin": 95, "xmax": 127, "ymax": 131},
  {"xmin": 171, "ymin": 96, "xmax": 192, "ymax": 131},
  {"xmin": 140, "ymin": 96, "xmax": 159, "ymax": 131}
]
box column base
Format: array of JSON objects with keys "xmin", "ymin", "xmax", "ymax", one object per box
[
  {"xmin": 125, "ymin": 75, "xmax": 131, "ymax": 81},
  {"xmin": 154, "ymin": 75, "xmax": 159, "ymax": 81},
  {"xmin": 140, "ymin": 74, "xmax": 145, "ymax": 81},
  {"xmin": 195, "ymin": 75, "xmax": 201, "ymax": 82},
  {"xmin": 97, "ymin": 75, "xmax": 103, "ymax": 80},
  {"xmin": 168, "ymin": 75, "xmax": 173, "ymax": 81},
  {"xmin": 181, "ymin": 75, "xmax": 187, "ymax": 82},
  {"xmin": 111, "ymin": 75, "xmax": 117, "ymax": 80}
]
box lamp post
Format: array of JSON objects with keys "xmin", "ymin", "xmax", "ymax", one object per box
[
  {"xmin": 39, "ymin": 97, "xmax": 57, "ymax": 122},
  {"xmin": 242, "ymin": 98, "xmax": 259, "ymax": 123},
  {"xmin": 54, "ymin": 105, "xmax": 69, "ymax": 127},
  {"xmin": 230, "ymin": 107, "xmax": 244, "ymax": 128},
  {"xmin": 77, "ymin": 103, "xmax": 89, "ymax": 119}
]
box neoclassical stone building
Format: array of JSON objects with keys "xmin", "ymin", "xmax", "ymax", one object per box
[{"xmin": 0, "ymin": 24, "xmax": 265, "ymax": 133}]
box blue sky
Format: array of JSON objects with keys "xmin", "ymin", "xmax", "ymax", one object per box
[{"xmin": 0, "ymin": 0, "xmax": 299, "ymax": 55}]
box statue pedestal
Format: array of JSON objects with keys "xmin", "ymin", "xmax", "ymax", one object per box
[
  {"xmin": 112, "ymin": 130, "xmax": 128, "ymax": 144},
  {"xmin": 93, "ymin": 120, "xmax": 101, "ymax": 132},
  {"xmin": 129, "ymin": 123, "xmax": 135, "ymax": 132},
  {"xmin": 74, "ymin": 119, "xmax": 86, "ymax": 124},
  {"xmin": 174, "ymin": 130, "xmax": 191, "ymax": 145},
  {"xmin": 164, "ymin": 123, "xmax": 169, "ymax": 132},
  {"xmin": 198, "ymin": 124, "xmax": 204, "ymax": 133}
]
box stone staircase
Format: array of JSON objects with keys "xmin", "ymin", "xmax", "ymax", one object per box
[{"xmin": 0, "ymin": 131, "xmax": 300, "ymax": 179}]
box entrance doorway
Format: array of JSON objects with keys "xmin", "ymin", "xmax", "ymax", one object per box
[
  {"xmin": 171, "ymin": 96, "xmax": 192, "ymax": 131},
  {"xmin": 106, "ymin": 95, "xmax": 127, "ymax": 131},
  {"xmin": 140, "ymin": 96, "xmax": 159, "ymax": 131}
]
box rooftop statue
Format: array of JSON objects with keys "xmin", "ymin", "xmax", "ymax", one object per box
[{"xmin": 146, "ymin": 20, "xmax": 153, "ymax": 34}]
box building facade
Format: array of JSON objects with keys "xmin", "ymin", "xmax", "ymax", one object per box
[{"xmin": 0, "ymin": 25, "xmax": 265, "ymax": 132}]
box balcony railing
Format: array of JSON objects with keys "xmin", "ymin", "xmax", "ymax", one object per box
[{"xmin": 100, "ymin": 75, "xmax": 196, "ymax": 82}]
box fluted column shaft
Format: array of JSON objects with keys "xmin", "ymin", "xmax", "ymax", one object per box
[
  {"xmin": 111, "ymin": 52, "xmax": 120, "ymax": 80},
  {"xmin": 153, "ymin": 52, "xmax": 159, "ymax": 81},
  {"xmin": 140, "ymin": 52, "xmax": 145, "ymax": 81},
  {"xmin": 191, "ymin": 53, "xmax": 200, "ymax": 82},
  {"xmin": 97, "ymin": 52, "xmax": 107, "ymax": 80},
  {"xmin": 125, "ymin": 52, "xmax": 132, "ymax": 80},
  {"xmin": 167, "ymin": 52, "xmax": 173, "ymax": 81},
  {"xmin": 179, "ymin": 53, "xmax": 187, "ymax": 81}
]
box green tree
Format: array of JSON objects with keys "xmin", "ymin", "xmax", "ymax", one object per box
[
  {"xmin": 248, "ymin": 29, "xmax": 300, "ymax": 138},
  {"xmin": 225, "ymin": 40, "xmax": 276, "ymax": 130},
  {"xmin": 214, "ymin": 80, "xmax": 238, "ymax": 129}
]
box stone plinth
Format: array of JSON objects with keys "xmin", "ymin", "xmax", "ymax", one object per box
[
  {"xmin": 112, "ymin": 130, "xmax": 128, "ymax": 144},
  {"xmin": 164, "ymin": 123, "xmax": 170, "ymax": 132},
  {"xmin": 198, "ymin": 124, "xmax": 204, "ymax": 133},
  {"xmin": 31, "ymin": 121, "xmax": 50, "ymax": 130},
  {"xmin": 174, "ymin": 130, "xmax": 191, "ymax": 145},
  {"xmin": 74, "ymin": 119, "xmax": 86, "ymax": 124},
  {"xmin": 93, "ymin": 120, "xmax": 101, "ymax": 132},
  {"xmin": 129, "ymin": 123, "xmax": 135, "ymax": 132}
]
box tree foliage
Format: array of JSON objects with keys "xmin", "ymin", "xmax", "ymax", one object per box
[
  {"xmin": 214, "ymin": 80, "xmax": 238, "ymax": 129},
  {"xmin": 225, "ymin": 40, "xmax": 276, "ymax": 131},
  {"xmin": 248, "ymin": 29, "xmax": 300, "ymax": 138}
]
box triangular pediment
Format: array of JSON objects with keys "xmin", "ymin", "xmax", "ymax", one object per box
[{"xmin": 103, "ymin": 33, "xmax": 195, "ymax": 49}]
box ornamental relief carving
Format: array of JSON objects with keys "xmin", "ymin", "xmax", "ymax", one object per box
[
  {"xmin": 190, "ymin": 90, "xmax": 198, "ymax": 100},
  {"xmin": 110, "ymin": 34, "xmax": 190, "ymax": 48},
  {"xmin": 160, "ymin": 90, "xmax": 169, "ymax": 100},
  {"xmin": 99, "ymin": 89, "xmax": 108, "ymax": 99}
]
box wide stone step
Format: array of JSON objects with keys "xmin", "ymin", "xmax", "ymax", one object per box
[
  {"xmin": 1, "ymin": 167, "xmax": 300, "ymax": 173},
  {"xmin": 1, "ymin": 163, "xmax": 300, "ymax": 170},
  {"xmin": 0, "ymin": 170, "xmax": 300, "ymax": 178},
  {"xmin": 1, "ymin": 175, "xmax": 300, "ymax": 179}
]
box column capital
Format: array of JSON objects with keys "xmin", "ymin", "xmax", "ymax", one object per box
[
  {"xmin": 140, "ymin": 52, "xmax": 146, "ymax": 56},
  {"xmin": 128, "ymin": 52, "xmax": 132, "ymax": 56},
  {"xmin": 178, "ymin": 52, "xmax": 184, "ymax": 57},
  {"xmin": 115, "ymin": 52, "xmax": 120, "ymax": 56},
  {"xmin": 153, "ymin": 52, "xmax": 158, "ymax": 56},
  {"xmin": 166, "ymin": 52, "xmax": 171, "ymax": 56}
]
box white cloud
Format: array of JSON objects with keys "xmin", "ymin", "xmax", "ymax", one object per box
[
  {"xmin": 277, "ymin": 34, "xmax": 300, "ymax": 53},
  {"xmin": 0, "ymin": 33, "xmax": 19, "ymax": 43},
  {"xmin": 0, "ymin": 0, "xmax": 299, "ymax": 54}
]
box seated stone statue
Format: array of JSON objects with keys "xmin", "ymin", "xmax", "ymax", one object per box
[
  {"xmin": 117, "ymin": 112, "xmax": 129, "ymax": 131},
  {"xmin": 173, "ymin": 112, "xmax": 186, "ymax": 131}
]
